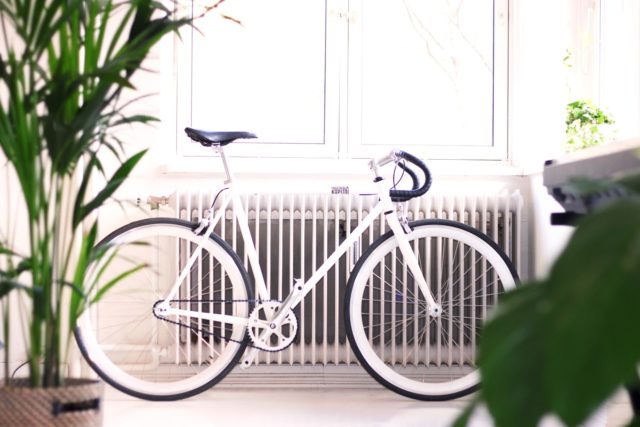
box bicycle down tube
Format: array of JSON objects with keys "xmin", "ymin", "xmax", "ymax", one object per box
[{"xmin": 155, "ymin": 148, "xmax": 441, "ymax": 349}]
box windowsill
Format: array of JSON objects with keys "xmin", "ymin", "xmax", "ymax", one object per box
[
  {"xmin": 156, "ymin": 155, "xmax": 531, "ymax": 179},
  {"xmin": 120, "ymin": 155, "xmax": 536, "ymax": 204}
]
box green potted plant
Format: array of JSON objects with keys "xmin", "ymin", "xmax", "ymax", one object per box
[
  {"xmin": 565, "ymin": 99, "xmax": 615, "ymax": 152},
  {"xmin": 455, "ymin": 169, "xmax": 640, "ymax": 427},
  {"xmin": 0, "ymin": 0, "xmax": 193, "ymax": 424}
]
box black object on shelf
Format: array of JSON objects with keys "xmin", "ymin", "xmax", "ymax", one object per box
[{"xmin": 543, "ymin": 138, "xmax": 640, "ymax": 222}]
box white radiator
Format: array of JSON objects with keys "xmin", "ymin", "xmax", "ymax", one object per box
[{"xmin": 175, "ymin": 190, "xmax": 524, "ymax": 367}]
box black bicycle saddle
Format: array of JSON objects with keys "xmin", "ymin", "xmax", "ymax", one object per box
[{"xmin": 185, "ymin": 127, "xmax": 257, "ymax": 146}]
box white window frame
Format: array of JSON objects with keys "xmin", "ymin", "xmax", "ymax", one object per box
[
  {"xmin": 599, "ymin": 0, "xmax": 640, "ymax": 140},
  {"xmin": 175, "ymin": 1, "xmax": 342, "ymax": 161},
  {"xmin": 345, "ymin": 0, "xmax": 510, "ymax": 161},
  {"xmin": 172, "ymin": 0, "xmax": 511, "ymax": 170}
]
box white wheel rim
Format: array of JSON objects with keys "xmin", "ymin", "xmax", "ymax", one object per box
[
  {"xmin": 349, "ymin": 224, "xmax": 516, "ymax": 397},
  {"xmin": 77, "ymin": 223, "xmax": 248, "ymax": 397}
]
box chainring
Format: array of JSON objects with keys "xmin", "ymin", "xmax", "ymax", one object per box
[{"xmin": 247, "ymin": 301, "xmax": 298, "ymax": 352}]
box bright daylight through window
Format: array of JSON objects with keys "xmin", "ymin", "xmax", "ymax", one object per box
[{"xmin": 178, "ymin": 0, "xmax": 508, "ymax": 161}]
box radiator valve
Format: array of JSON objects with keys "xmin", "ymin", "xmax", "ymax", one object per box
[{"xmin": 146, "ymin": 195, "xmax": 170, "ymax": 210}]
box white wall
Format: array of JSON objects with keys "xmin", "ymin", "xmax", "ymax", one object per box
[{"xmin": 509, "ymin": 0, "xmax": 577, "ymax": 278}]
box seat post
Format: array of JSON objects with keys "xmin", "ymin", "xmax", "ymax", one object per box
[{"xmin": 217, "ymin": 146, "xmax": 234, "ymax": 185}]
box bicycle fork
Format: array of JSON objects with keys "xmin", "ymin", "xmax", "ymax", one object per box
[{"xmin": 385, "ymin": 205, "xmax": 442, "ymax": 317}]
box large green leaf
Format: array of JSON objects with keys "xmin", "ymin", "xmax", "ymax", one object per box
[
  {"xmin": 451, "ymin": 400, "xmax": 478, "ymax": 427},
  {"xmin": 479, "ymin": 282, "xmax": 551, "ymax": 427},
  {"xmin": 476, "ymin": 199, "xmax": 640, "ymax": 427},
  {"xmin": 628, "ymin": 416, "xmax": 640, "ymax": 427},
  {"xmin": 619, "ymin": 172, "xmax": 640, "ymax": 194},
  {"xmin": 544, "ymin": 200, "xmax": 640, "ymax": 425}
]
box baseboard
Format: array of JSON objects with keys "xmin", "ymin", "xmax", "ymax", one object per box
[{"xmin": 219, "ymin": 365, "xmax": 381, "ymax": 389}]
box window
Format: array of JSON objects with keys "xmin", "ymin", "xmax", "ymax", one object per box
[
  {"xmin": 567, "ymin": 0, "xmax": 640, "ymax": 140},
  {"xmin": 176, "ymin": 0, "xmax": 509, "ymax": 161},
  {"xmin": 599, "ymin": 0, "xmax": 640, "ymax": 139}
]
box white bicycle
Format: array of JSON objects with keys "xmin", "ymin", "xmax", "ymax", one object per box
[{"xmin": 75, "ymin": 128, "xmax": 519, "ymax": 401}]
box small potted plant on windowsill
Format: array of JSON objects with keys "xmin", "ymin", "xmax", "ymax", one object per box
[
  {"xmin": 0, "ymin": 0, "xmax": 195, "ymax": 424},
  {"xmin": 565, "ymin": 99, "xmax": 615, "ymax": 152}
]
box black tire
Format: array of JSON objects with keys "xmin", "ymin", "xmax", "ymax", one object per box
[
  {"xmin": 75, "ymin": 218, "xmax": 253, "ymax": 401},
  {"xmin": 344, "ymin": 219, "xmax": 519, "ymax": 401}
]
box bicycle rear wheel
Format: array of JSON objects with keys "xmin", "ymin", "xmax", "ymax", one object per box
[
  {"xmin": 345, "ymin": 219, "xmax": 518, "ymax": 400},
  {"xmin": 75, "ymin": 218, "xmax": 252, "ymax": 400}
]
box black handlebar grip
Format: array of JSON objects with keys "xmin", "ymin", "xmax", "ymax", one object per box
[
  {"xmin": 389, "ymin": 151, "xmax": 432, "ymax": 202},
  {"xmin": 396, "ymin": 161, "xmax": 420, "ymax": 191}
]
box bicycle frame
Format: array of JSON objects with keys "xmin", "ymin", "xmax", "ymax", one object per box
[{"xmin": 154, "ymin": 146, "xmax": 440, "ymax": 365}]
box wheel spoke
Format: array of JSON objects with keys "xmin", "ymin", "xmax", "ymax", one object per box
[
  {"xmin": 76, "ymin": 220, "xmax": 250, "ymax": 399},
  {"xmin": 347, "ymin": 222, "xmax": 517, "ymax": 399}
]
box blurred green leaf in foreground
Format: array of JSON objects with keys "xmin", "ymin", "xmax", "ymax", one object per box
[{"xmin": 456, "ymin": 170, "xmax": 640, "ymax": 427}]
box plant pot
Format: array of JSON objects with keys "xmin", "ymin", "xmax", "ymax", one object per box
[{"xmin": 0, "ymin": 378, "xmax": 103, "ymax": 426}]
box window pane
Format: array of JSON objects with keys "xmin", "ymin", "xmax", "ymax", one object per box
[
  {"xmin": 600, "ymin": 0, "xmax": 640, "ymax": 139},
  {"xmin": 352, "ymin": 0, "xmax": 496, "ymax": 150},
  {"xmin": 190, "ymin": 0, "xmax": 327, "ymax": 144}
]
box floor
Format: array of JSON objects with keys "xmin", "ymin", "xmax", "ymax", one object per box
[
  {"xmin": 102, "ymin": 382, "xmax": 633, "ymax": 427},
  {"xmin": 103, "ymin": 386, "xmax": 489, "ymax": 427}
]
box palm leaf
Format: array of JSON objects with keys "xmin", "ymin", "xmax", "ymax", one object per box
[
  {"xmin": 0, "ymin": 247, "xmax": 19, "ymax": 256},
  {"xmin": 89, "ymin": 263, "xmax": 147, "ymax": 305},
  {"xmin": 73, "ymin": 149, "xmax": 147, "ymax": 227},
  {"xmin": 110, "ymin": 114, "xmax": 159, "ymax": 127},
  {"xmin": 1, "ymin": 0, "xmax": 194, "ymax": 388},
  {"xmin": 0, "ymin": 279, "xmax": 34, "ymax": 298}
]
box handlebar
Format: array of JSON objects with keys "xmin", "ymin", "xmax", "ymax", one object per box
[{"xmin": 372, "ymin": 150, "xmax": 432, "ymax": 203}]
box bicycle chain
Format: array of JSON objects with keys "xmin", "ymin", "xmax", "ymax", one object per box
[{"xmin": 152, "ymin": 299, "xmax": 297, "ymax": 353}]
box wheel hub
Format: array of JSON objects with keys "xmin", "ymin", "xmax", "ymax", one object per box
[{"xmin": 428, "ymin": 303, "xmax": 442, "ymax": 318}]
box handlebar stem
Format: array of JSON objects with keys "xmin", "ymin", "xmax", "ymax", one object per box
[
  {"xmin": 369, "ymin": 149, "xmax": 400, "ymax": 179},
  {"xmin": 369, "ymin": 149, "xmax": 432, "ymax": 203},
  {"xmin": 370, "ymin": 150, "xmax": 399, "ymax": 169}
]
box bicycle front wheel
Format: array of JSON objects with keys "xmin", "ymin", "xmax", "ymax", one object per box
[
  {"xmin": 345, "ymin": 219, "xmax": 518, "ymax": 400},
  {"xmin": 75, "ymin": 218, "xmax": 253, "ymax": 400}
]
